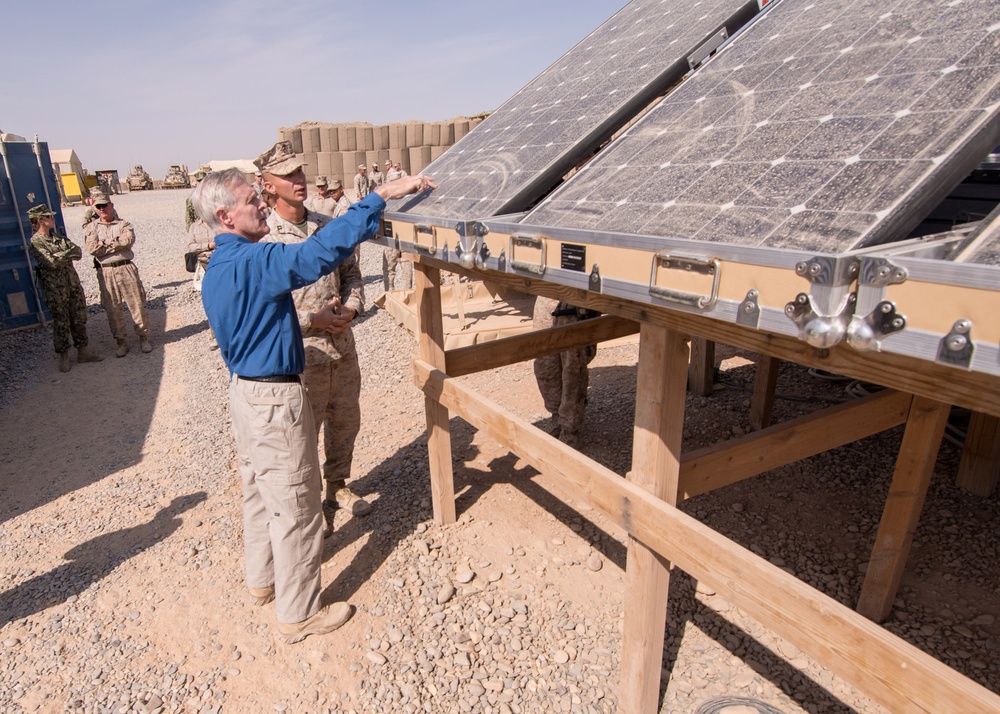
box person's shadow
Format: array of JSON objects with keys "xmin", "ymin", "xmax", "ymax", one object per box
[{"xmin": 0, "ymin": 492, "xmax": 207, "ymax": 630}]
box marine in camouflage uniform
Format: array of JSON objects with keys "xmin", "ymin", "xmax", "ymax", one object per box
[
  {"xmin": 27, "ymin": 204, "xmax": 103, "ymax": 371},
  {"xmin": 84, "ymin": 194, "xmax": 152, "ymax": 357},
  {"xmin": 305, "ymin": 176, "xmax": 337, "ymax": 218},
  {"xmin": 353, "ymin": 165, "xmax": 372, "ymax": 200},
  {"xmin": 532, "ymin": 296, "xmax": 597, "ymax": 447},
  {"xmin": 257, "ymin": 142, "xmax": 370, "ymax": 536},
  {"xmin": 370, "ymin": 164, "xmax": 384, "ymax": 187}
]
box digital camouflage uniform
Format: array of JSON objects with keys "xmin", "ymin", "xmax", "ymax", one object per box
[
  {"xmin": 29, "ymin": 228, "xmax": 91, "ymax": 354},
  {"xmin": 262, "ymin": 208, "xmax": 365, "ymax": 501},
  {"xmin": 354, "ymin": 171, "xmax": 373, "ymax": 200},
  {"xmin": 84, "ymin": 215, "xmax": 150, "ymax": 343},
  {"xmin": 533, "ymin": 296, "xmax": 597, "ymax": 446}
]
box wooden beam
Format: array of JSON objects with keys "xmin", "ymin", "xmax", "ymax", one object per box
[
  {"xmin": 679, "ymin": 390, "xmax": 912, "ymax": 499},
  {"xmin": 749, "ymin": 355, "xmax": 780, "ymax": 431},
  {"xmin": 412, "ymin": 359, "xmax": 1000, "ymax": 713},
  {"xmin": 411, "ymin": 255, "xmax": 1000, "ymax": 418},
  {"xmin": 621, "ymin": 325, "xmax": 688, "ymax": 713},
  {"xmin": 687, "ymin": 337, "xmax": 715, "ymax": 396},
  {"xmin": 444, "ymin": 314, "xmax": 639, "ymax": 377},
  {"xmin": 955, "ymin": 412, "xmax": 1000, "ymax": 497},
  {"xmin": 414, "ymin": 263, "xmax": 456, "ymax": 525},
  {"xmin": 857, "ymin": 396, "xmax": 950, "ymax": 622}
]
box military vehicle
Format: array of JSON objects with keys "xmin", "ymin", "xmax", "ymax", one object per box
[
  {"xmin": 162, "ymin": 164, "xmax": 191, "ymax": 189},
  {"xmin": 126, "ymin": 165, "xmax": 153, "ymax": 191}
]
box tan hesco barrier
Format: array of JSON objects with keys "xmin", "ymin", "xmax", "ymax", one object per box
[
  {"xmin": 388, "ymin": 123, "xmax": 408, "ymax": 150},
  {"xmin": 317, "ymin": 152, "xmax": 334, "ymax": 179},
  {"xmin": 301, "ymin": 127, "xmax": 321, "ymax": 154},
  {"xmin": 284, "ymin": 127, "xmax": 304, "ymax": 154},
  {"xmin": 338, "ymin": 126, "xmax": 358, "ymax": 153},
  {"xmin": 438, "ymin": 121, "xmax": 456, "ymax": 146},
  {"xmin": 430, "ymin": 146, "xmax": 447, "ymax": 162},
  {"xmin": 320, "ymin": 127, "xmax": 340, "ymax": 153},
  {"xmin": 300, "ymin": 152, "xmax": 319, "ymax": 178},
  {"xmin": 374, "ymin": 125, "xmax": 390, "ymax": 151},
  {"xmin": 426, "ymin": 122, "xmax": 441, "ymax": 147},
  {"xmin": 343, "ymin": 151, "xmax": 367, "ymax": 178},
  {"xmin": 406, "ymin": 122, "xmax": 424, "ymax": 148},
  {"xmin": 470, "ymin": 117, "xmax": 484, "ymax": 129},
  {"xmin": 453, "ymin": 120, "xmax": 471, "ymax": 141},
  {"xmin": 365, "ymin": 151, "xmax": 381, "ymax": 171},
  {"xmin": 388, "ymin": 148, "xmax": 410, "ymax": 174},
  {"xmin": 359, "ymin": 126, "xmax": 375, "ymax": 152},
  {"xmin": 409, "ymin": 145, "xmax": 432, "ymax": 175}
]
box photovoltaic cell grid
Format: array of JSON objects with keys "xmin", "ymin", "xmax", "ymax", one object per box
[
  {"xmin": 389, "ymin": 0, "xmax": 758, "ymax": 220},
  {"xmin": 523, "ymin": 0, "xmax": 1000, "ymax": 254}
]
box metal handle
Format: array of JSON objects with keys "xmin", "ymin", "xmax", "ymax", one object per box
[
  {"xmin": 507, "ymin": 233, "xmax": 546, "ymax": 275},
  {"xmin": 413, "ymin": 223, "xmax": 438, "ymax": 254},
  {"xmin": 648, "ymin": 253, "xmax": 720, "ymax": 309}
]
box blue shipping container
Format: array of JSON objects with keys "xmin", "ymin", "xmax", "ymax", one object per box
[{"xmin": 0, "ymin": 137, "xmax": 64, "ymax": 332}]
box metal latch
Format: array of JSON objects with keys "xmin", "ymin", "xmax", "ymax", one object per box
[
  {"xmin": 688, "ymin": 28, "xmax": 728, "ymax": 70},
  {"xmin": 846, "ymin": 301, "xmax": 907, "ymax": 352},
  {"xmin": 785, "ymin": 292, "xmax": 856, "ymax": 348},
  {"xmin": 648, "ymin": 254, "xmax": 720, "ymax": 310},
  {"xmin": 736, "ymin": 289, "xmax": 760, "ymax": 328},
  {"xmin": 508, "ymin": 234, "xmax": 546, "ymax": 275},
  {"xmin": 937, "ymin": 320, "xmax": 974, "ymax": 369},
  {"xmin": 413, "ymin": 224, "xmax": 438, "ymax": 254}
]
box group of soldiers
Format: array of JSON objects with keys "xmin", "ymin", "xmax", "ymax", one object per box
[{"xmin": 28, "ymin": 187, "xmax": 152, "ymax": 372}]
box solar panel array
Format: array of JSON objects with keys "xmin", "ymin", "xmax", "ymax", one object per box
[
  {"xmin": 523, "ymin": 0, "xmax": 1000, "ymax": 254},
  {"xmin": 390, "ymin": 0, "xmax": 759, "ymax": 220}
]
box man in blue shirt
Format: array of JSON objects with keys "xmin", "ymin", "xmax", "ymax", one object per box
[{"xmin": 189, "ymin": 165, "xmax": 434, "ymax": 643}]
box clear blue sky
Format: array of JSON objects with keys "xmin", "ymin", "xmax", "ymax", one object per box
[{"xmin": 1, "ymin": 0, "xmax": 620, "ymax": 179}]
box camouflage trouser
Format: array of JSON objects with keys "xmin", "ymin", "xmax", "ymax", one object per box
[
  {"xmin": 43, "ymin": 281, "xmax": 89, "ymax": 354},
  {"xmin": 95, "ymin": 262, "xmax": 148, "ymax": 341},
  {"xmin": 383, "ymin": 248, "xmax": 413, "ymax": 291},
  {"xmin": 533, "ymin": 296, "xmax": 595, "ymax": 437},
  {"xmin": 301, "ymin": 352, "xmax": 362, "ymax": 500}
]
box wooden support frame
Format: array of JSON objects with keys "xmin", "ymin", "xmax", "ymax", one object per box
[
  {"xmin": 687, "ymin": 337, "xmax": 715, "ymax": 396},
  {"xmin": 412, "ymin": 358, "xmax": 1000, "ymax": 713},
  {"xmin": 408, "ymin": 254, "xmax": 1000, "ymax": 712},
  {"xmin": 750, "ymin": 354, "xmax": 781, "ymax": 431}
]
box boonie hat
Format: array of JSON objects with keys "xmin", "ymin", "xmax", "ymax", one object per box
[
  {"xmin": 27, "ymin": 203, "xmax": 56, "ymax": 220},
  {"xmin": 315, "ymin": 175, "xmax": 329, "ymax": 187},
  {"xmin": 254, "ymin": 141, "xmax": 304, "ymax": 176}
]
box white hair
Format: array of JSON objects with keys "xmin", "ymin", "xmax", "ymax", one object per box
[{"xmin": 188, "ymin": 168, "xmax": 250, "ymax": 232}]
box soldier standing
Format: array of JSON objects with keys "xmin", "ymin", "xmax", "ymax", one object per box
[
  {"xmin": 370, "ymin": 162, "xmax": 384, "ymax": 187},
  {"xmin": 185, "ymin": 170, "xmax": 208, "ymax": 230},
  {"xmin": 306, "ymin": 176, "xmax": 337, "ymax": 217},
  {"xmin": 532, "ymin": 296, "xmax": 597, "ymax": 448},
  {"xmin": 385, "ymin": 162, "xmax": 406, "ymax": 182},
  {"xmin": 28, "ymin": 204, "xmax": 104, "ymax": 372},
  {"xmin": 256, "ymin": 141, "xmax": 373, "ymax": 538},
  {"xmin": 353, "ymin": 164, "xmax": 372, "ymax": 200},
  {"xmin": 329, "ymin": 179, "xmax": 350, "ymax": 218},
  {"xmin": 84, "ymin": 193, "xmax": 152, "ymax": 357}
]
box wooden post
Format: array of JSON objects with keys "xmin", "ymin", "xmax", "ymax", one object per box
[
  {"xmin": 620, "ymin": 325, "xmax": 688, "ymax": 713},
  {"xmin": 857, "ymin": 396, "xmax": 950, "ymax": 621},
  {"xmin": 749, "ymin": 355, "xmax": 780, "ymax": 431},
  {"xmin": 955, "ymin": 412, "xmax": 1000, "ymax": 497},
  {"xmin": 687, "ymin": 337, "xmax": 715, "ymax": 396},
  {"xmin": 414, "ymin": 262, "xmax": 456, "ymax": 524}
]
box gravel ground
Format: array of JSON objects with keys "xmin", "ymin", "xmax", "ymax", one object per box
[{"xmin": 0, "ymin": 189, "xmax": 997, "ymax": 713}]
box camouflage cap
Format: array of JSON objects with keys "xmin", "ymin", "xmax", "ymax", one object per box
[
  {"xmin": 27, "ymin": 203, "xmax": 56, "ymax": 220},
  {"xmin": 193, "ymin": 170, "xmax": 207, "ymax": 181},
  {"xmin": 92, "ymin": 192, "xmax": 112, "ymax": 206},
  {"xmin": 329, "ymin": 179, "xmax": 343, "ymax": 190},
  {"xmin": 254, "ymin": 141, "xmax": 303, "ymax": 176},
  {"xmin": 358, "ymin": 164, "xmax": 366, "ymax": 170},
  {"xmin": 385, "ymin": 159, "xmax": 392, "ymax": 166},
  {"xmin": 315, "ymin": 175, "xmax": 328, "ymax": 187}
]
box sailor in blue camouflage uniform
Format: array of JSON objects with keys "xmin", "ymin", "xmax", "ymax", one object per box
[{"xmin": 27, "ymin": 204, "xmax": 104, "ymax": 372}]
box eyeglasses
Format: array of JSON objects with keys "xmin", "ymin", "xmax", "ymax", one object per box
[{"xmin": 95, "ymin": 203, "xmax": 112, "ymax": 208}]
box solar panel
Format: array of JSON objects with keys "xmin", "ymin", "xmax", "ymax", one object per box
[
  {"xmin": 389, "ymin": 0, "xmax": 762, "ymax": 220},
  {"xmin": 523, "ymin": 0, "xmax": 1000, "ymax": 254}
]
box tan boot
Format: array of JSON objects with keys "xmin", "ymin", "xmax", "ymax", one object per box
[
  {"xmin": 77, "ymin": 346, "xmax": 104, "ymax": 363},
  {"xmin": 139, "ymin": 336, "xmax": 152, "ymax": 353},
  {"xmin": 58, "ymin": 351, "xmax": 72, "ymax": 372},
  {"xmin": 249, "ymin": 585, "xmax": 275, "ymax": 606},
  {"xmin": 115, "ymin": 340, "xmax": 128, "ymax": 358},
  {"xmin": 275, "ymin": 602, "xmax": 352, "ymax": 644},
  {"xmin": 334, "ymin": 487, "xmax": 371, "ymax": 516}
]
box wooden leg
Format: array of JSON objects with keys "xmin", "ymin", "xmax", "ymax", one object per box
[
  {"xmin": 687, "ymin": 337, "xmax": 715, "ymax": 396},
  {"xmin": 857, "ymin": 395, "xmax": 950, "ymax": 622},
  {"xmin": 749, "ymin": 355, "xmax": 780, "ymax": 431},
  {"xmin": 621, "ymin": 325, "xmax": 688, "ymax": 713},
  {"xmin": 414, "ymin": 263, "xmax": 456, "ymax": 525},
  {"xmin": 955, "ymin": 412, "xmax": 1000, "ymax": 497}
]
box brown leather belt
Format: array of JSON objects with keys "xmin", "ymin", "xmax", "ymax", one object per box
[{"xmin": 239, "ymin": 375, "xmax": 300, "ymax": 383}]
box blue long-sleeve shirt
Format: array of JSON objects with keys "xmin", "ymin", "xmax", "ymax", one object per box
[{"xmin": 201, "ymin": 192, "xmax": 385, "ymax": 378}]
